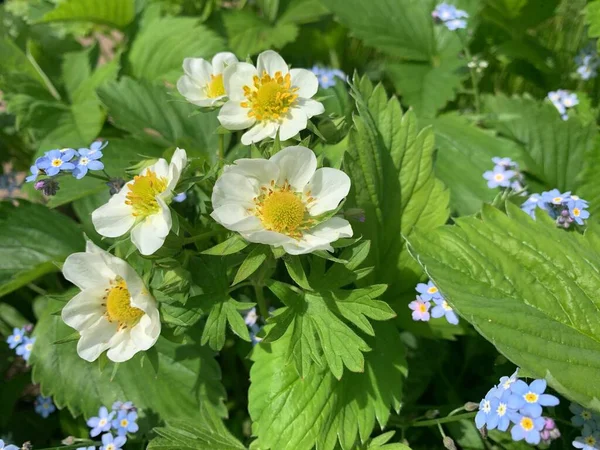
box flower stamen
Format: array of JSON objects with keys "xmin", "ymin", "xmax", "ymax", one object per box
[
  {"xmin": 242, "ymin": 71, "xmax": 299, "ymax": 122},
  {"xmin": 125, "ymin": 171, "xmax": 167, "ymax": 218}
]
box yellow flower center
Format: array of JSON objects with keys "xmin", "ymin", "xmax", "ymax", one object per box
[
  {"xmin": 52, "ymin": 159, "xmax": 62, "ymax": 167},
  {"xmin": 206, "ymin": 74, "xmax": 225, "ymax": 98},
  {"xmin": 524, "ymin": 392, "xmax": 538, "ymax": 403},
  {"xmin": 573, "ymin": 208, "xmax": 581, "ymax": 217},
  {"xmin": 494, "ymin": 173, "xmax": 504, "ymax": 181},
  {"xmin": 427, "ymin": 286, "xmax": 438, "ymax": 294},
  {"xmin": 497, "ymin": 403, "xmax": 507, "ymax": 416},
  {"xmin": 241, "ymin": 71, "xmax": 299, "ymax": 122},
  {"xmin": 582, "ymin": 410, "xmax": 592, "ymax": 420},
  {"xmin": 442, "ymin": 301, "xmax": 452, "ymax": 311},
  {"xmin": 520, "ymin": 417, "xmax": 534, "ymax": 431},
  {"xmin": 418, "ymin": 303, "xmax": 428, "ymax": 313},
  {"xmin": 121, "ymin": 419, "xmax": 129, "ymax": 427},
  {"xmin": 125, "ymin": 170, "xmax": 167, "ymax": 218},
  {"xmin": 553, "ymin": 196, "xmax": 562, "ymax": 203},
  {"xmin": 25, "ymin": 343, "xmax": 33, "ymax": 351},
  {"xmin": 586, "ymin": 436, "xmax": 597, "ymax": 445},
  {"xmin": 105, "ymin": 279, "xmax": 144, "ymax": 328},
  {"xmin": 259, "ymin": 190, "xmax": 306, "ymax": 234}
]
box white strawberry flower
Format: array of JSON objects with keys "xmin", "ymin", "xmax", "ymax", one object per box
[
  {"xmin": 61, "ymin": 241, "xmax": 161, "ymax": 362},
  {"xmin": 218, "ymin": 50, "xmax": 325, "ymax": 145},
  {"xmin": 211, "ymin": 146, "xmax": 353, "ymax": 255},
  {"xmin": 92, "ymin": 148, "xmax": 187, "ymax": 256},
  {"xmin": 177, "ymin": 52, "xmax": 238, "ymax": 107}
]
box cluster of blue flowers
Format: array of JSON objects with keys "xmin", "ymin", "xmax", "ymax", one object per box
[
  {"xmin": 432, "ymin": 3, "xmax": 468, "ymax": 30},
  {"xmin": 26, "ymin": 141, "xmax": 107, "ymax": 196},
  {"xmin": 548, "ymin": 90, "xmax": 579, "ymax": 120},
  {"xmin": 483, "ymin": 157, "xmax": 525, "ymax": 192},
  {"xmin": 571, "ymin": 402, "xmax": 600, "ymax": 449},
  {"xmin": 408, "ymin": 280, "xmax": 459, "ymax": 325},
  {"xmin": 311, "ymin": 66, "xmax": 346, "ymax": 89},
  {"xmin": 35, "ymin": 395, "xmax": 56, "ymax": 418},
  {"xmin": 521, "ymin": 189, "xmax": 590, "ymax": 227},
  {"xmin": 575, "ymin": 44, "xmax": 599, "ymax": 80},
  {"xmin": 6, "ymin": 326, "xmax": 35, "ymax": 362},
  {"xmin": 244, "ymin": 307, "xmax": 263, "ymax": 345},
  {"xmin": 475, "ymin": 370, "xmax": 560, "ymax": 445},
  {"xmin": 81, "ymin": 401, "xmax": 138, "ymax": 450}
]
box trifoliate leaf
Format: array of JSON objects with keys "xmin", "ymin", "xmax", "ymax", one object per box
[
  {"xmin": 38, "ymin": 0, "xmax": 135, "ymax": 29},
  {"xmin": 31, "ymin": 296, "xmax": 227, "ymax": 420},
  {"xmin": 249, "ymin": 321, "xmax": 406, "ymax": 450},
  {"xmin": 128, "ymin": 16, "xmax": 225, "ymax": 83},
  {"xmin": 0, "ymin": 201, "xmax": 84, "ymax": 298},
  {"xmin": 265, "ymin": 280, "xmax": 395, "ymax": 379},
  {"xmin": 408, "ymin": 203, "xmax": 600, "ymax": 410}
]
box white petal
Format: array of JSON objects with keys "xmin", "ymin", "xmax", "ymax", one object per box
[
  {"xmin": 106, "ymin": 330, "xmax": 140, "ymax": 362},
  {"xmin": 61, "ymin": 287, "xmax": 107, "ymax": 331},
  {"xmin": 177, "ymin": 75, "xmax": 207, "ymax": 103},
  {"xmin": 130, "ymin": 200, "xmax": 172, "ymax": 256},
  {"xmin": 63, "ymin": 252, "xmax": 114, "ymax": 290},
  {"xmin": 211, "ymin": 204, "xmax": 263, "ymax": 233},
  {"xmin": 224, "ymin": 158, "xmax": 279, "ymax": 187},
  {"xmin": 167, "ymin": 148, "xmax": 187, "ymax": 191},
  {"xmin": 257, "ymin": 50, "xmax": 289, "ymax": 76},
  {"xmin": 91, "ymin": 189, "xmax": 135, "ymax": 238},
  {"xmin": 130, "ymin": 309, "xmax": 161, "ymax": 351},
  {"xmin": 290, "ymin": 68, "xmax": 319, "ymax": 98},
  {"xmin": 144, "ymin": 158, "xmax": 169, "ymax": 179},
  {"xmin": 212, "ymin": 172, "xmax": 259, "ymax": 209},
  {"xmin": 279, "ymin": 107, "xmax": 308, "ymax": 141},
  {"xmin": 211, "ymin": 52, "xmax": 239, "ymax": 74},
  {"xmin": 240, "ymin": 122, "xmax": 278, "ymax": 145},
  {"xmin": 218, "ymin": 101, "xmax": 255, "ymax": 130},
  {"xmin": 283, "ymin": 217, "xmax": 353, "ymax": 255},
  {"xmin": 305, "ymin": 167, "xmax": 351, "ymax": 216},
  {"xmin": 182, "ymin": 57, "xmax": 212, "ymax": 83},
  {"xmin": 269, "ymin": 146, "xmax": 317, "ymax": 191},
  {"xmin": 223, "ymin": 62, "xmax": 257, "ymax": 101},
  {"xmin": 297, "ymin": 98, "xmax": 325, "ymax": 118},
  {"xmin": 244, "ymin": 230, "xmax": 295, "ymax": 246},
  {"xmin": 77, "ymin": 319, "xmax": 118, "ymax": 362}
]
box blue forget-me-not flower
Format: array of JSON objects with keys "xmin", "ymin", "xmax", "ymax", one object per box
[
  {"xmin": 35, "ymin": 395, "xmax": 56, "ymax": 418},
  {"xmin": 100, "ymin": 433, "xmax": 126, "ymax": 450},
  {"xmin": 112, "ymin": 410, "xmax": 139, "ymax": 436},
  {"xmin": 0, "ymin": 440, "xmax": 20, "ymax": 450},
  {"xmin": 432, "ymin": 3, "xmax": 468, "ymax": 30},
  {"xmin": 311, "ymin": 66, "xmax": 345, "ymax": 89},
  {"xmin": 15, "ymin": 336, "xmax": 35, "ymax": 361},
  {"xmin": 409, "ymin": 297, "xmax": 431, "ymax": 322},
  {"xmin": 6, "ymin": 327, "xmax": 26, "ymax": 349},
  {"xmin": 88, "ymin": 406, "xmax": 115, "ymax": 437},
  {"xmin": 415, "ymin": 280, "xmax": 442, "ymax": 302},
  {"xmin": 73, "ymin": 149, "xmax": 104, "ymax": 179},
  {"xmin": 507, "ymin": 379, "xmax": 559, "ymax": 418}
]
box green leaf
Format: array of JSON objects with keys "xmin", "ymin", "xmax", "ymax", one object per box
[
  {"xmin": 360, "ymin": 431, "xmax": 412, "ymax": 449},
  {"xmin": 0, "ymin": 201, "xmax": 84, "ymax": 297},
  {"xmin": 579, "ymin": 139, "xmax": 600, "ymax": 219},
  {"xmin": 249, "ymin": 321, "xmax": 406, "ymax": 450},
  {"xmin": 39, "ymin": 0, "xmax": 136, "ymax": 28},
  {"xmin": 386, "ymin": 57, "xmax": 464, "ymax": 118},
  {"xmin": 97, "ymin": 77, "xmax": 223, "ymax": 160},
  {"xmin": 232, "ymin": 246, "xmax": 269, "ymax": 286},
  {"xmin": 148, "ymin": 415, "xmax": 247, "ymax": 450},
  {"xmin": 344, "ymin": 76, "xmax": 450, "ymax": 299},
  {"xmin": 483, "ymin": 94, "xmax": 596, "ymax": 192},
  {"xmin": 407, "ymin": 203, "xmax": 600, "ymax": 410},
  {"xmin": 266, "ymin": 280, "xmax": 395, "ymax": 379},
  {"xmin": 200, "ymin": 295, "xmax": 254, "ymax": 350},
  {"xmin": 433, "ymin": 114, "xmax": 527, "ymax": 216},
  {"xmin": 320, "ymin": 0, "xmax": 435, "ymax": 60},
  {"xmin": 31, "ymin": 296, "xmax": 227, "ymax": 419},
  {"xmin": 128, "ymin": 16, "xmax": 225, "ymax": 83},
  {"xmin": 223, "ymin": 10, "xmax": 299, "ymax": 57},
  {"xmin": 0, "ymin": 37, "xmax": 48, "ymax": 89},
  {"xmin": 202, "ymin": 235, "xmax": 249, "ymax": 255},
  {"xmin": 586, "ymin": 0, "xmax": 600, "ymax": 51}
]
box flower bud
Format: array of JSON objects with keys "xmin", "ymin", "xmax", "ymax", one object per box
[
  {"xmin": 464, "ymin": 401, "xmax": 479, "ymax": 411},
  {"xmin": 34, "ymin": 178, "xmax": 59, "ymax": 196},
  {"xmin": 443, "ymin": 436, "xmax": 457, "ymax": 450},
  {"xmin": 106, "ymin": 177, "xmax": 125, "ymax": 195}
]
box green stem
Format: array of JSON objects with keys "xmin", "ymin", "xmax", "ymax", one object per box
[
  {"xmin": 183, "ymin": 230, "xmax": 219, "ymax": 245},
  {"xmin": 437, "ymin": 422, "xmax": 446, "ymax": 438},
  {"xmin": 27, "ymin": 283, "xmax": 47, "ymax": 296},
  {"xmin": 447, "ymin": 406, "xmax": 466, "ymax": 417},
  {"xmin": 228, "ymin": 281, "xmax": 253, "ymax": 293},
  {"xmin": 459, "ymin": 33, "xmax": 481, "ymax": 115},
  {"xmin": 86, "ymin": 172, "xmax": 111, "ymax": 182},
  {"xmin": 404, "ymin": 412, "xmax": 476, "ymax": 428},
  {"xmin": 253, "ymin": 283, "xmax": 269, "ymax": 319},
  {"xmin": 218, "ymin": 134, "xmax": 225, "ymax": 161}
]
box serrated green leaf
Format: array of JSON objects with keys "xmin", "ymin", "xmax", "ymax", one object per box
[
  {"xmin": 200, "ymin": 296, "xmax": 254, "ymax": 350},
  {"xmin": 586, "ymin": 0, "xmax": 600, "ymax": 50},
  {"xmin": 360, "ymin": 431, "xmax": 412, "ymax": 449},
  {"xmin": 128, "ymin": 16, "xmax": 225, "ymax": 83},
  {"xmin": 232, "ymin": 246, "xmax": 269, "ymax": 286},
  {"xmin": 0, "ymin": 201, "xmax": 84, "ymax": 297},
  {"xmin": 433, "ymin": 114, "xmax": 528, "ymax": 215},
  {"xmin": 483, "ymin": 94, "xmax": 596, "ymax": 192},
  {"xmin": 97, "ymin": 77, "xmax": 223, "ymax": 160},
  {"xmin": 31, "ymin": 297, "xmax": 227, "ymax": 420},
  {"xmin": 39, "ymin": 0, "xmax": 135, "ymax": 28},
  {"xmin": 249, "ymin": 321, "xmax": 406, "ymax": 450},
  {"xmin": 284, "ymin": 256, "xmax": 311, "ymax": 290},
  {"xmin": 408, "ymin": 203, "xmax": 600, "ymax": 410},
  {"xmin": 344, "ymin": 76, "xmax": 450, "ymax": 299},
  {"xmin": 148, "ymin": 414, "xmax": 247, "ymax": 450}
]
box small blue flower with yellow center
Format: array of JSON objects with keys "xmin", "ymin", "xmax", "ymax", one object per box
[
  {"xmin": 35, "ymin": 395, "xmax": 56, "ymax": 418},
  {"xmin": 432, "ymin": 3, "xmax": 468, "ymax": 30},
  {"xmin": 483, "ymin": 166, "xmax": 515, "ymax": 189},
  {"xmin": 430, "ymin": 298, "xmax": 459, "ymax": 325},
  {"xmin": 112, "ymin": 401, "xmax": 134, "ymax": 412},
  {"xmin": 508, "ymin": 412, "xmax": 546, "ymax": 445},
  {"xmin": 112, "ymin": 410, "xmax": 139, "ymax": 436},
  {"xmin": 568, "ymin": 198, "xmax": 590, "ymax": 225},
  {"xmin": 37, "ymin": 149, "xmax": 76, "ymax": 176},
  {"xmin": 15, "ymin": 336, "xmax": 35, "ymax": 361},
  {"xmin": 311, "ymin": 66, "xmax": 346, "ymax": 89},
  {"xmin": 573, "ymin": 430, "xmax": 600, "ymax": 450},
  {"xmin": 415, "ymin": 280, "xmax": 442, "ymax": 302},
  {"xmin": 100, "ymin": 433, "xmax": 126, "ymax": 450},
  {"xmin": 507, "ymin": 379, "xmax": 559, "ymax": 418},
  {"xmin": 496, "ymin": 369, "xmax": 519, "ymax": 395},
  {"xmin": 76, "ymin": 447, "xmax": 95, "ymax": 450},
  {"xmin": 88, "ymin": 406, "xmax": 114, "ymax": 437},
  {"xmin": 475, "ymin": 386, "xmax": 499, "ymax": 429},
  {"xmin": 570, "ymin": 402, "xmax": 600, "ymax": 429},
  {"xmin": 73, "ymin": 149, "xmax": 104, "ymax": 180},
  {"xmin": 6, "ymin": 327, "xmax": 26, "ymax": 349}
]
